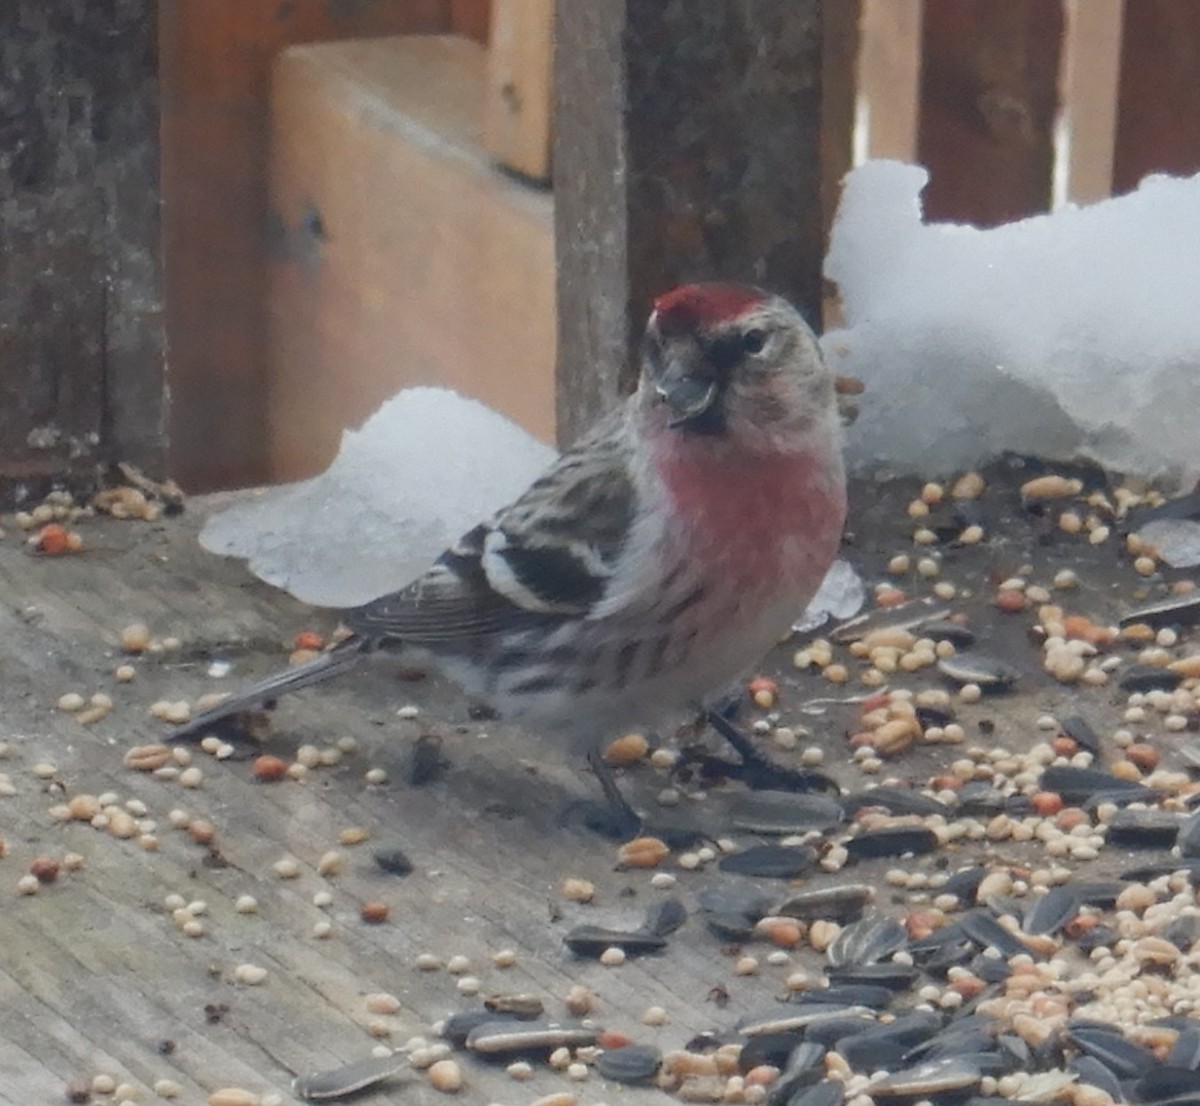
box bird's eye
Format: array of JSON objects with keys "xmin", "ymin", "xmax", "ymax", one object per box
[{"xmin": 741, "ymin": 329, "xmax": 767, "ymax": 355}]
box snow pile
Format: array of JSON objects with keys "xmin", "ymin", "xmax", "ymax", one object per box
[
  {"xmin": 823, "ymin": 161, "xmax": 1200, "ymax": 487},
  {"xmin": 201, "ymin": 386, "xmax": 864, "ymax": 625},
  {"xmin": 200, "ymin": 388, "xmax": 556, "ymax": 607}
]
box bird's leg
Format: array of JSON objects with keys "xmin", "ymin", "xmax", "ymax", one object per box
[
  {"xmin": 557, "ymin": 749, "xmax": 644, "ymax": 841},
  {"xmin": 696, "ymin": 703, "xmax": 838, "ymax": 794}
]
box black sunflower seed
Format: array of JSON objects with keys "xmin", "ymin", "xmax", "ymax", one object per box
[
  {"xmin": 960, "ymin": 910, "xmax": 1028, "ymax": 958},
  {"xmin": 776, "ymin": 884, "xmax": 874, "ymax": 923},
  {"xmin": 443, "ymin": 1009, "xmax": 509, "ymax": 1047},
  {"xmin": 914, "ymin": 620, "xmax": 976, "ymax": 647},
  {"xmin": 1179, "ymin": 811, "xmax": 1200, "ymax": 857},
  {"xmin": 804, "ymin": 1016, "xmax": 879, "ymax": 1047},
  {"xmin": 826, "ymin": 962, "xmax": 919, "ymax": 990},
  {"xmin": 841, "ymin": 787, "xmax": 951, "ymax": 818},
  {"xmin": 827, "ymin": 917, "xmax": 907, "ymax": 968},
  {"xmin": 595, "ymin": 1044, "xmax": 662, "ymax": 1083},
  {"xmin": 466, "ymin": 1020, "xmax": 598, "ymax": 1056},
  {"xmin": 775, "ymin": 1080, "xmax": 845, "ymax": 1106},
  {"xmin": 871, "ymin": 1058, "xmax": 983, "ymax": 1102},
  {"xmin": 845, "ymin": 826, "xmax": 938, "ymax": 860},
  {"xmin": 937, "ymin": 653, "xmax": 1019, "ymax": 690},
  {"xmin": 1128, "ymin": 1066, "xmax": 1200, "ymax": 1104},
  {"xmin": 738, "ymin": 1005, "xmax": 875, "ymax": 1035},
  {"xmin": 483, "ymin": 994, "xmax": 544, "ymax": 1019},
  {"xmin": 801, "ymin": 984, "xmax": 895, "ymax": 1009},
  {"xmin": 1067, "ymin": 1024, "xmax": 1156, "ymax": 1079},
  {"xmin": 563, "ymin": 925, "xmax": 667, "ymax": 958},
  {"xmin": 1021, "ymin": 885, "xmax": 1082, "ymax": 936},
  {"xmin": 1069, "ymin": 1055, "xmax": 1124, "ymax": 1099},
  {"xmin": 731, "ymin": 791, "xmax": 845, "ymax": 834},
  {"xmin": 372, "ymin": 847, "xmax": 414, "ymax": 876},
  {"xmin": 739, "ymin": 1032, "xmax": 805, "ymax": 1073},
  {"xmin": 292, "ymin": 1054, "xmax": 411, "ymax": 1100},
  {"xmin": 1168, "ymin": 1027, "xmax": 1200, "ymax": 1071},
  {"xmin": 1119, "ymin": 594, "xmax": 1200, "ymax": 629},
  {"xmin": 1039, "ymin": 764, "xmax": 1148, "ymax": 804},
  {"xmin": 642, "ymin": 897, "xmax": 687, "ymax": 937},
  {"xmin": 1060, "ymin": 715, "xmax": 1103, "ymax": 755},
  {"xmin": 1106, "ymin": 809, "xmax": 1183, "ymax": 849},
  {"xmin": 1119, "ymin": 665, "xmax": 1183, "ymax": 693},
  {"xmin": 942, "ymin": 868, "xmax": 987, "ymax": 904},
  {"xmin": 719, "ymin": 845, "xmax": 818, "ymax": 879}
]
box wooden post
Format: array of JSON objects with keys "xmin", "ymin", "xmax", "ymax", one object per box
[
  {"xmin": 553, "ymin": 0, "xmax": 827, "ymax": 446},
  {"xmin": 918, "ymin": 0, "xmax": 1063, "ymax": 225},
  {"xmin": 1113, "ymin": 0, "xmax": 1200, "ymax": 194},
  {"xmin": 1056, "ymin": 0, "xmax": 1123, "ymax": 206},
  {"xmin": 0, "ymin": 0, "xmax": 164, "ymax": 500},
  {"xmin": 857, "ymin": 0, "xmax": 923, "ymax": 163},
  {"xmin": 484, "ymin": 0, "xmax": 555, "ymax": 181}
]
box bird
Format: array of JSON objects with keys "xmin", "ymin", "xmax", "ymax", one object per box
[{"xmin": 171, "ymin": 282, "xmax": 847, "ymax": 829}]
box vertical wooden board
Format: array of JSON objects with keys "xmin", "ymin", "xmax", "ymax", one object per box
[
  {"xmin": 1057, "ymin": 0, "xmax": 1122, "ymax": 206},
  {"xmin": 484, "ymin": 0, "xmax": 555, "ymax": 180},
  {"xmin": 821, "ymin": 1, "xmax": 861, "ymax": 237},
  {"xmin": 858, "ymin": 0, "xmax": 923, "ymax": 163},
  {"xmin": 917, "ymin": 0, "xmax": 1063, "ymax": 225},
  {"xmin": 1113, "ymin": 0, "xmax": 1200, "ymax": 194},
  {"xmin": 267, "ymin": 38, "xmax": 555, "ymax": 483},
  {"xmin": 159, "ymin": 0, "xmax": 457, "ymax": 493},
  {"xmin": 0, "ymin": 0, "xmax": 163, "ymax": 499},
  {"xmin": 451, "ymin": 0, "xmax": 493, "ymax": 43},
  {"xmin": 554, "ymin": 0, "xmax": 826, "ymax": 446}
]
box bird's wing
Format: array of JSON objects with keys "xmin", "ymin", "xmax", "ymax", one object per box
[{"xmin": 343, "ymin": 411, "xmax": 639, "ymax": 645}]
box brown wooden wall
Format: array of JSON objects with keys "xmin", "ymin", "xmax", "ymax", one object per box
[
  {"xmin": 0, "ymin": 0, "xmax": 163, "ymax": 501},
  {"xmin": 160, "ymin": 0, "xmax": 490, "ymax": 492}
]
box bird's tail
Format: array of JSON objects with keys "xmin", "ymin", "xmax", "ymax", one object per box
[{"xmin": 168, "ymin": 636, "xmax": 368, "ymax": 740}]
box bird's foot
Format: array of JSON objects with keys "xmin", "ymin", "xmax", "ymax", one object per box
[
  {"xmin": 698, "ymin": 708, "xmax": 839, "ymax": 794},
  {"xmin": 558, "ymin": 749, "xmax": 644, "ymax": 840}
]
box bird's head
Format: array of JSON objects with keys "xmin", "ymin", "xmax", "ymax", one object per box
[{"xmin": 639, "ymin": 283, "xmax": 834, "ymax": 446}]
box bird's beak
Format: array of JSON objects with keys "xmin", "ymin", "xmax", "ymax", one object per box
[{"xmin": 656, "ymin": 363, "xmax": 720, "ymax": 428}]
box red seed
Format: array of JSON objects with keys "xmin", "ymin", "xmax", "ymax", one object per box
[
  {"xmin": 361, "ymin": 901, "xmax": 390, "ymax": 924},
  {"xmin": 294, "ymin": 630, "xmax": 324, "ymax": 651},
  {"xmin": 1050, "ymin": 736, "xmax": 1078, "ymax": 757},
  {"xmin": 994, "ymin": 588, "xmax": 1027, "ymax": 613},
  {"xmin": 252, "ymin": 754, "xmax": 289, "ymax": 782},
  {"xmin": 29, "ymin": 857, "xmax": 60, "ymax": 883},
  {"xmin": 1030, "ymin": 791, "xmax": 1063, "ymax": 816},
  {"xmin": 36, "ymin": 524, "xmax": 71, "ymax": 555}
]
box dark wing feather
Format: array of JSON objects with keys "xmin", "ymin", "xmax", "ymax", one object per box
[{"xmin": 343, "ymin": 414, "xmax": 636, "ymax": 646}]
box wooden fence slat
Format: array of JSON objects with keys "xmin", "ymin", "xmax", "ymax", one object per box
[
  {"xmin": 1113, "ymin": 0, "xmax": 1200, "ymax": 194},
  {"xmin": 484, "ymin": 0, "xmax": 554, "ymax": 181},
  {"xmin": 553, "ymin": 0, "xmax": 828, "ymax": 446},
  {"xmin": 858, "ymin": 0, "xmax": 923, "ymax": 163},
  {"xmin": 1056, "ymin": 0, "xmax": 1123, "ymax": 206},
  {"xmin": 917, "ymin": 0, "xmax": 1064, "ymax": 225},
  {"xmin": 0, "ymin": 0, "xmax": 163, "ymax": 500}
]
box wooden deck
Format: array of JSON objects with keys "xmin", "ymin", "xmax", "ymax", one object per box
[{"xmin": 0, "ymin": 501, "xmax": 796, "ymax": 1104}]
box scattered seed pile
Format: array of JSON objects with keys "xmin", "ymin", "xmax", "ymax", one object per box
[{"xmin": 3, "ymin": 459, "xmax": 1200, "ymax": 1106}]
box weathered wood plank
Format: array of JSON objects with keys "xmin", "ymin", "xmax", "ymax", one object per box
[
  {"xmin": 553, "ymin": 0, "xmax": 827, "ymax": 445},
  {"xmin": 0, "ymin": 0, "xmax": 163, "ymax": 502},
  {"xmin": 0, "ymin": 502, "xmax": 773, "ymax": 1101}
]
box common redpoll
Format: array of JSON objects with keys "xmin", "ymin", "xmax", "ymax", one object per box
[{"xmin": 173, "ymin": 283, "xmax": 847, "ymax": 813}]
